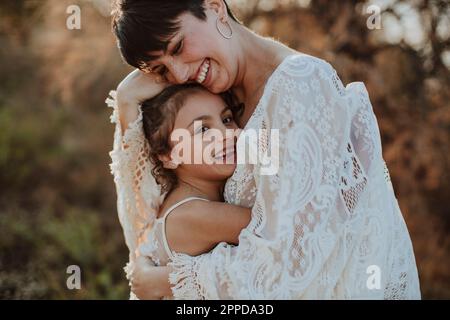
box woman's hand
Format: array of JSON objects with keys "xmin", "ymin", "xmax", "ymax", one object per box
[
  {"xmin": 130, "ymin": 256, "xmax": 173, "ymax": 300},
  {"xmin": 116, "ymin": 69, "xmax": 170, "ymax": 131}
]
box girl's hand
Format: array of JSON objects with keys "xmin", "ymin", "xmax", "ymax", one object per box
[
  {"xmin": 130, "ymin": 256, "xmax": 173, "ymax": 300},
  {"xmin": 116, "ymin": 69, "xmax": 170, "ymax": 131}
]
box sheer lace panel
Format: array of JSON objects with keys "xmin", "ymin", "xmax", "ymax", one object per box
[
  {"xmin": 167, "ymin": 54, "xmax": 420, "ymax": 299},
  {"xmin": 109, "ymin": 54, "xmax": 420, "ymax": 300}
]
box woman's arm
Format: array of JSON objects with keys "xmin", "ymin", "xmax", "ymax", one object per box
[
  {"xmin": 135, "ymin": 55, "xmax": 369, "ymax": 300},
  {"xmin": 131, "ymin": 256, "xmax": 172, "ymax": 299},
  {"xmin": 165, "ymin": 201, "xmax": 252, "ymax": 256},
  {"xmin": 116, "ymin": 69, "xmax": 169, "ymax": 132},
  {"xmin": 131, "ymin": 201, "xmax": 250, "ymax": 299},
  {"xmin": 109, "ymin": 69, "xmax": 170, "ymax": 296}
]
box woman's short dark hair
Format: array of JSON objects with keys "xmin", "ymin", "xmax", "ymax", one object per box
[{"xmin": 112, "ymin": 0, "xmax": 240, "ymax": 70}]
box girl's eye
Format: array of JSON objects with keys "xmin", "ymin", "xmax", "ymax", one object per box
[
  {"xmin": 223, "ymin": 116, "xmax": 233, "ymax": 124},
  {"xmin": 195, "ymin": 126, "xmax": 209, "ymax": 135}
]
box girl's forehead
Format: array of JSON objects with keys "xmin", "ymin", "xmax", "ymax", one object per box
[
  {"xmin": 184, "ymin": 91, "xmax": 226, "ymax": 111},
  {"xmin": 174, "ymin": 92, "xmax": 227, "ymax": 125}
]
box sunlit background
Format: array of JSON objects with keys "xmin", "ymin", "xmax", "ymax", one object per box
[{"xmin": 0, "ymin": 0, "xmax": 449, "ymax": 299}]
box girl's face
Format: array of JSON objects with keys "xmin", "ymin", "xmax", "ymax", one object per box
[
  {"xmin": 167, "ymin": 90, "xmax": 240, "ymax": 182},
  {"xmin": 145, "ymin": 2, "xmax": 239, "ymax": 94}
]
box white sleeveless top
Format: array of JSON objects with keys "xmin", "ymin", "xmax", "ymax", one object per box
[{"xmin": 138, "ymin": 196, "xmax": 209, "ymax": 266}]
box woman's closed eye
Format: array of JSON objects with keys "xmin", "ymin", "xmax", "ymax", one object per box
[
  {"xmin": 152, "ymin": 65, "xmax": 167, "ymax": 77},
  {"xmin": 149, "ymin": 39, "xmax": 183, "ymax": 76},
  {"xmin": 173, "ymin": 39, "xmax": 183, "ymax": 55}
]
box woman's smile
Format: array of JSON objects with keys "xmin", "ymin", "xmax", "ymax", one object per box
[{"xmin": 195, "ymin": 58, "xmax": 210, "ymax": 84}]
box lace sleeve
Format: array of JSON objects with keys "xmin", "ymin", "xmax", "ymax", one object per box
[
  {"xmin": 106, "ymin": 90, "xmax": 164, "ymax": 282},
  {"xmin": 167, "ymin": 55, "xmax": 420, "ymax": 299}
]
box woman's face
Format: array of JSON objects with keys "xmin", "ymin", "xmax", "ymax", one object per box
[
  {"xmin": 168, "ymin": 90, "xmax": 240, "ymax": 181},
  {"xmin": 146, "ymin": 7, "xmax": 238, "ymax": 94}
]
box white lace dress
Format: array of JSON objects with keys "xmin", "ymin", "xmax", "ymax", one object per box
[{"xmin": 107, "ymin": 53, "xmax": 421, "ymax": 300}]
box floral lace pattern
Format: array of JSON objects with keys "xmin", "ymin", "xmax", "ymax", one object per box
[
  {"xmin": 107, "ymin": 90, "xmax": 165, "ymax": 299},
  {"xmin": 108, "ymin": 53, "xmax": 420, "ymax": 300},
  {"xmin": 166, "ymin": 54, "xmax": 420, "ymax": 299}
]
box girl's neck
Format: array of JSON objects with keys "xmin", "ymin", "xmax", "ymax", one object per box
[{"xmin": 176, "ymin": 177, "xmax": 224, "ymax": 202}]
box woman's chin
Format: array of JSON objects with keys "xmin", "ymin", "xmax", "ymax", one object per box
[
  {"xmin": 205, "ymin": 78, "xmax": 228, "ymax": 94},
  {"xmin": 212, "ymin": 163, "xmax": 237, "ymax": 179},
  {"xmin": 205, "ymin": 83, "xmax": 221, "ymax": 94}
]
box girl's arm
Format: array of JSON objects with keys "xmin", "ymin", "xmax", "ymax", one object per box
[{"xmin": 165, "ymin": 200, "xmax": 251, "ymax": 256}]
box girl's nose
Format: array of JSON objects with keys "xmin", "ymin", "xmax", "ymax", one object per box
[{"xmin": 220, "ymin": 126, "xmax": 239, "ymax": 146}]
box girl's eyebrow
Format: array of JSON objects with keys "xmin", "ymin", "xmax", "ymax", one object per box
[
  {"xmin": 186, "ymin": 106, "xmax": 230, "ymax": 129},
  {"xmin": 186, "ymin": 115, "xmax": 211, "ymax": 129},
  {"xmin": 220, "ymin": 106, "xmax": 232, "ymax": 114}
]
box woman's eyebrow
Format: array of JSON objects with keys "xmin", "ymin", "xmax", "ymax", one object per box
[
  {"xmin": 164, "ymin": 33, "xmax": 180, "ymax": 53},
  {"xmin": 147, "ymin": 33, "xmax": 179, "ymax": 60}
]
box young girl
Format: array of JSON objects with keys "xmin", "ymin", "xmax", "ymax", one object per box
[{"xmin": 131, "ymin": 83, "xmax": 251, "ymax": 299}]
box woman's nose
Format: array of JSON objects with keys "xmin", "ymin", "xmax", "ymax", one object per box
[{"xmin": 164, "ymin": 58, "xmax": 189, "ymax": 84}]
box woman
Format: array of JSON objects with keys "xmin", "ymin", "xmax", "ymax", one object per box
[{"xmin": 108, "ymin": 0, "xmax": 421, "ymax": 299}]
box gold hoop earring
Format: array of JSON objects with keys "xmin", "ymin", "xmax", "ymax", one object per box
[{"xmin": 216, "ymin": 17, "xmax": 232, "ymax": 39}]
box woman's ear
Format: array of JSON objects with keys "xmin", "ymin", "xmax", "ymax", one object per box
[{"xmin": 204, "ymin": 0, "xmax": 228, "ymax": 20}]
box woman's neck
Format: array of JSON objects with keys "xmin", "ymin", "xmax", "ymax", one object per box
[{"xmin": 231, "ymin": 24, "xmax": 297, "ymax": 126}]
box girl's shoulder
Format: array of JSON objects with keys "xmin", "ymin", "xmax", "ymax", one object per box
[{"xmin": 158, "ymin": 193, "xmax": 209, "ymax": 220}]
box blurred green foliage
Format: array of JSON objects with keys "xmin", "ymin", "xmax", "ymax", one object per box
[
  {"xmin": 0, "ymin": 0, "xmax": 130, "ymax": 299},
  {"xmin": 0, "ymin": 86, "xmax": 129, "ymax": 298}
]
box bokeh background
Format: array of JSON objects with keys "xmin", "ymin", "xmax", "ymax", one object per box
[{"xmin": 0, "ymin": 0, "xmax": 449, "ymax": 299}]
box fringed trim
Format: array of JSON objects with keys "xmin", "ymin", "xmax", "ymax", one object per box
[
  {"xmin": 106, "ymin": 89, "xmax": 160, "ymax": 253},
  {"xmin": 106, "ymin": 89, "xmax": 165, "ymax": 296},
  {"xmin": 123, "ymin": 260, "xmax": 134, "ymax": 281},
  {"xmin": 123, "ymin": 261, "xmax": 140, "ymax": 300},
  {"xmin": 168, "ymin": 254, "xmax": 205, "ymax": 300}
]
